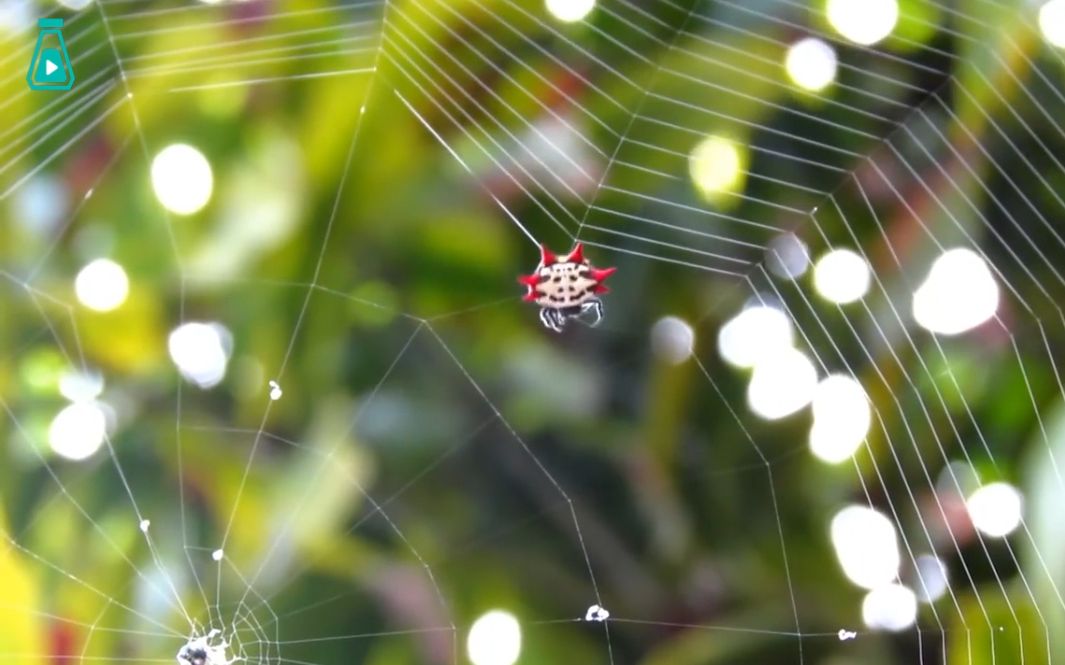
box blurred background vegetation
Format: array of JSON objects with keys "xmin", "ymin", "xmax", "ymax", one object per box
[{"xmin": 2, "ymin": 0, "xmax": 1065, "ymax": 664}]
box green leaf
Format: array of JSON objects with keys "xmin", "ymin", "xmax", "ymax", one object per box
[{"xmin": 0, "ymin": 532, "xmax": 46, "ymax": 665}]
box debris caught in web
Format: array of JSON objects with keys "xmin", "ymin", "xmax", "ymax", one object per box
[
  {"xmin": 838, "ymin": 629, "xmax": 857, "ymax": 641},
  {"xmin": 268, "ymin": 380, "xmax": 283, "ymax": 401},
  {"xmin": 584, "ymin": 605, "xmax": 610, "ymax": 622}
]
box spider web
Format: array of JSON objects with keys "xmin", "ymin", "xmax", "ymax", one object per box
[{"xmin": 1, "ymin": 1, "xmax": 1065, "ymax": 664}]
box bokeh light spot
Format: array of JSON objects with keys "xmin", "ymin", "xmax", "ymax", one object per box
[
  {"xmin": 813, "ymin": 249, "xmax": 870, "ymax": 304},
  {"xmin": 809, "ymin": 374, "xmax": 871, "ymax": 464},
  {"xmin": 75, "ymin": 258, "xmax": 130, "ymax": 312},
  {"xmin": 1040, "ymin": 0, "xmax": 1065, "ymax": 48},
  {"xmin": 785, "ymin": 37, "xmax": 838, "ymax": 92},
  {"xmin": 151, "ymin": 144, "xmax": 214, "ymax": 215},
  {"xmin": 168, "ymin": 322, "xmax": 231, "ymax": 389},
  {"xmin": 49, "ymin": 402, "xmax": 107, "ymax": 461},
  {"xmin": 747, "ymin": 347, "xmax": 818, "ymax": 420},
  {"xmin": 766, "ymin": 233, "xmax": 810, "ymax": 280},
  {"xmin": 651, "ymin": 316, "xmax": 695, "ymax": 365},
  {"xmin": 467, "ymin": 610, "xmax": 522, "ymax": 665},
  {"xmin": 913, "ymin": 554, "xmax": 949, "ymax": 603},
  {"xmin": 862, "ymin": 583, "xmax": 917, "ymax": 631},
  {"xmin": 59, "ymin": 369, "xmax": 104, "ymax": 403},
  {"xmin": 827, "ymin": 0, "xmax": 898, "ymax": 45},
  {"xmin": 14, "ymin": 176, "xmax": 67, "ymax": 235},
  {"xmin": 831, "ymin": 505, "xmax": 900, "ymax": 589},
  {"xmin": 967, "ymin": 482, "xmax": 1023, "ymax": 538},
  {"xmin": 718, "ymin": 305, "xmax": 794, "ymax": 369},
  {"xmin": 546, "ymin": 0, "xmax": 595, "ymax": 23},
  {"xmin": 912, "ymin": 248, "xmax": 998, "ymax": 335},
  {"xmin": 689, "ymin": 135, "xmax": 745, "ymax": 201}
]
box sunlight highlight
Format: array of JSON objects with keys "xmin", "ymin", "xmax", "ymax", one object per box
[
  {"xmin": 747, "ymin": 347, "xmax": 818, "ymax": 420},
  {"xmin": 168, "ymin": 322, "xmax": 231, "ymax": 389},
  {"xmin": 689, "ymin": 135, "xmax": 745, "ymax": 201},
  {"xmin": 967, "ymin": 482, "xmax": 1023, "ymax": 538},
  {"xmin": 75, "ymin": 258, "xmax": 129, "ymax": 312},
  {"xmin": 826, "ymin": 0, "xmax": 898, "ymax": 46},
  {"xmin": 831, "ymin": 505, "xmax": 900, "ymax": 589},
  {"xmin": 785, "ymin": 37, "xmax": 838, "ymax": 92},
  {"xmin": 717, "ymin": 304, "xmax": 793, "ymax": 369},
  {"xmin": 1040, "ymin": 0, "xmax": 1065, "ymax": 48},
  {"xmin": 912, "ymin": 248, "xmax": 999, "ymax": 335},
  {"xmin": 151, "ymin": 144, "xmax": 214, "ymax": 215},
  {"xmin": 813, "ymin": 248, "xmax": 870, "ymax": 304},
  {"xmin": 862, "ymin": 583, "xmax": 917, "ymax": 631},
  {"xmin": 49, "ymin": 402, "xmax": 107, "ymax": 461},
  {"xmin": 809, "ymin": 374, "xmax": 871, "ymax": 464},
  {"xmin": 468, "ymin": 610, "xmax": 522, "ymax": 665},
  {"xmin": 546, "ymin": 0, "xmax": 595, "ymax": 23}
]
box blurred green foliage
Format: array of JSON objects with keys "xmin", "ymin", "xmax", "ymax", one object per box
[{"xmin": 2, "ymin": 0, "xmax": 1065, "ymax": 664}]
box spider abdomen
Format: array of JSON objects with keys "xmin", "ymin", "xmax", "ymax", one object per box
[{"xmin": 534, "ymin": 263, "xmax": 597, "ymax": 308}]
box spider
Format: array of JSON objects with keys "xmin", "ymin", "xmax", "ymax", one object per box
[
  {"xmin": 519, "ymin": 243, "xmax": 616, "ymax": 332},
  {"xmin": 176, "ymin": 630, "xmax": 239, "ymax": 665},
  {"xmin": 177, "ymin": 646, "xmax": 209, "ymax": 665}
]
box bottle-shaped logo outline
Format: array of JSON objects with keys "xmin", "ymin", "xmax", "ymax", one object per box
[{"xmin": 27, "ymin": 18, "xmax": 75, "ymax": 91}]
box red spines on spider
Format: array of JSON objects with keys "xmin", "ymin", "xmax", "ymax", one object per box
[
  {"xmin": 540, "ymin": 244, "xmax": 558, "ymax": 266},
  {"xmin": 589, "ymin": 267, "xmax": 616, "ymax": 282},
  {"xmin": 517, "ymin": 268, "xmax": 541, "ymax": 302}
]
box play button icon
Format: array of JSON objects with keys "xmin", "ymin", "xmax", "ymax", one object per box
[
  {"xmin": 34, "ymin": 48, "xmax": 68, "ymax": 84},
  {"xmin": 27, "ymin": 18, "xmax": 74, "ymax": 91}
]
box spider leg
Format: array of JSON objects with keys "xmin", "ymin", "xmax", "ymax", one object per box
[
  {"xmin": 540, "ymin": 308, "xmax": 563, "ymax": 333},
  {"xmin": 551, "ymin": 309, "xmax": 567, "ymax": 332},
  {"xmin": 538, "ymin": 308, "xmax": 553, "ymax": 330},
  {"xmin": 582, "ymin": 298, "xmax": 604, "ymax": 327}
]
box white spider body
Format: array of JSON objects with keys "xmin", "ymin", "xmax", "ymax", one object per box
[
  {"xmin": 176, "ymin": 630, "xmax": 240, "ymax": 665},
  {"xmin": 533, "ymin": 261, "xmax": 600, "ymax": 310}
]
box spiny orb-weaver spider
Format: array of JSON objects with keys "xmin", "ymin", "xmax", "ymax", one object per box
[
  {"xmin": 176, "ymin": 629, "xmax": 240, "ymax": 665},
  {"xmin": 518, "ymin": 243, "xmax": 616, "ymax": 333}
]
